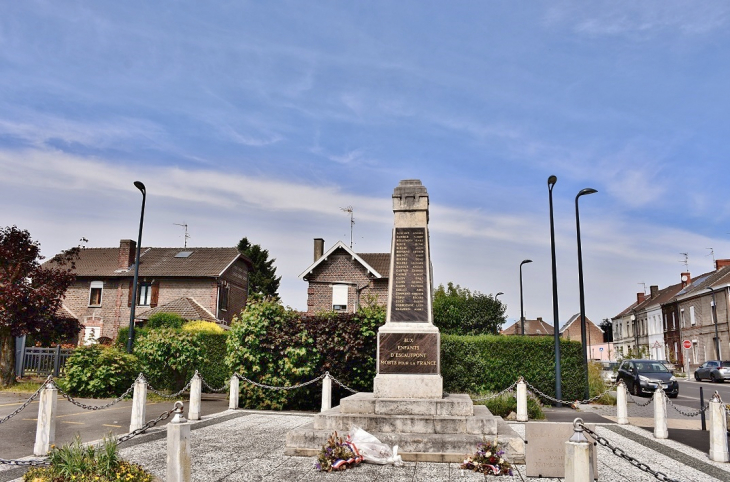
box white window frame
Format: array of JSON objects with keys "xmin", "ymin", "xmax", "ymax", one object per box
[
  {"xmin": 332, "ymin": 284, "xmax": 348, "ymax": 311},
  {"xmin": 138, "ymin": 283, "xmax": 152, "ymax": 306},
  {"xmin": 690, "ymin": 306, "xmax": 696, "ymax": 326},
  {"xmin": 88, "ymin": 281, "xmax": 103, "ymax": 307}
]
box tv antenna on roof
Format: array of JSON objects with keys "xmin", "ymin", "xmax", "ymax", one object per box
[
  {"xmin": 706, "ymin": 247, "xmax": 715, "ymax": 265},
  {"xmin": 340, "ymin": 206, "xmax": 355, "ymax": 248},
  {"xmin": 174, "ymin": 222, "xmax": 190, "ymax": 248},
  {"xmin": 638, "ymin": 282, "xmax": 646, "ymax": 295},
  {"xmin": 679, "ymin": 252, "xmax": 689, "ymax": 271}
]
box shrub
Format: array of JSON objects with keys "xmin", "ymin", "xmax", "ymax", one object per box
[
  {"xmin": 588, "ymin": 361, "xmax": 615, "ymax": 405},
  {"xmin": 182, "ymin": 320, "xmax": 225, "ymax": 334},
  {"xmin": 441, "ymin": 335, "xmax": 586, "ymax": 402},
  {"xmin": 475, "ymin": 392, "xmax": 545, "ymax": 419},
  {"xmin": 433, "ymin": 283, "xmax": 506, "ymax": 335},
  {"xmin": 146, "ymin": 312, "xmax": 185, "ymax": 330},
  {"xmin": 196, "ymin": 332, "xmax": 229, "ymax": 389},
  {"xmin": 225, "ymin": 299, "xmax": 385, "ymax": 410},
  {"xmin": 23, "ymin": 435, "xmax": 153, "ymax": 481},
  {"xmin": 133, "ymin": 329, "xmax": 206, "ymax": 391},
  {"xmin": 114, "ymin": 326, "xmax": 148, "ymax": 349},
  {"xmin": 60, "ymin": 345, "xmax": 139, "ymax": 398}
]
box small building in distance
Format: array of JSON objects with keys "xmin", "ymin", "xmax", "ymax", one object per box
[
  {"xmin": 500, "ymin": 317, "xmax": 554, "ymax": 336},
  {"xmin": 48, "ymin": 239, "xmax": 253, "ymax": 343},
  {"xmin": 300, "ymin": 239, "xmax": 389, "ymax": 313},
  {"xmin": 560, "ymin": 313, "xmax": 614, "ymax": 361}
]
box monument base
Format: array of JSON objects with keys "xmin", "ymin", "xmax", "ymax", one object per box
[
  {"xmin": 373, "ymin": 374, "xmax": 443, "ymax": 399},
  {"xmin": 284, "ymin": 392, "xmax": 525, "ymax": 463}
]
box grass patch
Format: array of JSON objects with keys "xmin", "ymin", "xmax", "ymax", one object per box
[
  {"xmin": 0, "ymin": 380, "xmax": 44, "ymax": 393},
  {"xmin": 473, "ymin": 392, "xmax": 545, "ymax": 420}
]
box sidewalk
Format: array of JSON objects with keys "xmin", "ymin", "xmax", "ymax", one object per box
[{"xmin": 3, "ymin": 406, "xmax": 729, "ymax": 481}]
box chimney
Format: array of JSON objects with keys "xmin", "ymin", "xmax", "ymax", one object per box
[
  {"xmin": 650, "ymin": 285, "xmax": 659, "ymax": 299},
  {"xmin": 716, "ymin": 259, "xmax": 730, "ymax": 270},
  {"xmin": 681, "ymin": 272, "xmax": 691, "ymax": 288},
  {"xmin": 637, "ymin": 292, "xmax": 646, "ymax": 304},
  {"xmin": 313, "ymin": 238, "xmax": 325, "ymax": 262},
  {"xmin": 118, "ymin": 239, "xmax": 136, "ymax": 269}
]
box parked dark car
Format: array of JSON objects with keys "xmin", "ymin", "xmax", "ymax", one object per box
[
  {"xmin": 694, "ymin": 360, "xmax": 730, "ymax": 382},
  {"xmin": 616, "ymin": 359, "xmax": 679, "ymax": 398}
]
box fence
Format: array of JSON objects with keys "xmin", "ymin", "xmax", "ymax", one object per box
[
  {"xmin": 1, "ymin": 371, "xmax": 727, "ymax": 481},
  {"xmin": 16, "ymin": 346, "xmax": 73, "ymax": 378}
]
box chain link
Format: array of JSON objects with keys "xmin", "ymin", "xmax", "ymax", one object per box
[
  {"xmin": 626, "ymin": 391, "xmax": 655, "ymax": 407},
  {"xmin": 0, "ymin": 456, "xmax": 50, "ymax": 466},
  {"xmin": 666, "ymin": 398, "xmax": 708, "ymax": 417},
  {"xmin": 0, "ymin": 377, "xmax": 51, "ymax": 425},
  {"xmin": 200, "ymin": 376, "xmax": 229, "ymax": 393},
  {"xmin": 326, "ymin": 373, "xmax": 358, "ymax": 394},
  {"xmin": 523, "ymin": 380, "xmax": 618, "ymax": 406},
  {"xmin": 578, "ymin": 422, "xmax": 682, "ymax": 482},
  {"xmin": 56, "ymin": 382, "xmax": 136, "ymax": 411},
  {"xmin": 147, "ymin": 378, "xmax": 193, "ymax": 399},
  {"xmin": 117, "ymin": 407, "xmax": 176, "ymax": 444},
  {"xmin": 235, "ymin": 372, "xmax": 326, "ymax": 390},
  {"xmin": 471, "ymin": 380, "xmax": 518, "ymax": 402}
]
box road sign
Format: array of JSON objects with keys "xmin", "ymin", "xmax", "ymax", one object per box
[
  {"xmin": 683, "ymin": 340, "xmax": 692, "ymax": 350},
  {"xmin": 599, "ymin": 347, "xmax": 603, "ymax": 352}
]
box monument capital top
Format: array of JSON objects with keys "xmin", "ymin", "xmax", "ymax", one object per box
[{"xmin": 393, "ymin": 179, "xmax": 429, "ymax": 216}]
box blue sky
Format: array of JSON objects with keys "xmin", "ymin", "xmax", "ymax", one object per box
[{"xmin": 2, "ymin": 1, "xmax": 729, "ymax": 327}]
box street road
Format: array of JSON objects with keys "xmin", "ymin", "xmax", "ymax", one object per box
[
  {"xmin": 0, "ymin": 392, "xmax": 228, "ymax": 460},
  {"xmin": 676, "ymin": 378, "xmax": 730, "ymax": 410}
]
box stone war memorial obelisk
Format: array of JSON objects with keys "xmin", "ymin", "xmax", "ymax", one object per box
[{"xmin": 286, "ymin": 180, "xmax": 524, "ymax": 463}]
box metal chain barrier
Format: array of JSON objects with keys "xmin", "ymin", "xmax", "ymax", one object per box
[
  {"xmin": 471, "ymin": 380, "xmax": 518, "ymax": 402},
  {"xmin": 326, "ymin": 373, "xmax": 358, "ymax": 394},
  {"xmin": 200, "ymin": 376, "xmax": 229, "ymax": 393},
  {"xmin": 117, "ymin": 404, "xmax": 178, "ymax": 444},
  {"xmin": 56, "ymin": 382, "xmax": 136, "ymax": 411},
  {"xmin": 626, "ymin": 391, "xmax": 655, "ymax": 407},
  {"xmin": 524, "ymin": 380, "xmax": 618, "ymax": 406},
  {"xmin": 666, "ymin": 397, "xmax": 708, "ymax": 417},
  {"xmin": 0, "ymin": 455, "xmax": 50, "ymax": 467},
  {"xmin": 0, "ymin": 376, "xmax": 51, "ymax": 425},
  {"xmin": 147, "ymin": 378, "xmax": 193, "ymax": 399},
  {"xmin": 235, "ymin": 372, "xmax": 326, "ymax": 391},
  {"xmin": 578, "ymin": 421, "xmax": 682, "ymax": 482}
]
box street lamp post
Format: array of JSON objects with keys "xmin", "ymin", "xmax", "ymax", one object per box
[
  {"xmin": 547, "ymin": 175, "xmax": 561, "ymax": 405},
  {"xmin": 495, "ymin": 291, "xmax": 504, "ymax": 301},
  {"xmin": 520, "ymin": 259, "xmax": 533, "ymax": 335},
  {"xmin": 126, "ymin": 181, "xmax": 146, "ymax": 354},
  {"xmin": 576, "ymin": 187, "xmax": 597, "ymax": 400},
  {"xmin": 631, "ymin": 311, "xmax": 638, "ymax": 356},
  {"xmin": 708, "ymin": 287, "xmax": 720, "ymax": 360}
]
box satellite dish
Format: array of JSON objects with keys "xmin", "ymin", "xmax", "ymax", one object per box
[{"xmin": 681, "ymin": 275, "xmax": 688, "ymax": 282}]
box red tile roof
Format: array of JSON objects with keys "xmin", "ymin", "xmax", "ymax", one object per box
[{"xmin": 136, "ymin": 297, "xmax": 216, "ymax": 322}]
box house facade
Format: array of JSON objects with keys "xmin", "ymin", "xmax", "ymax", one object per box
[
  {"xmin": 559, "ymin": 313, "xmax": 613, "ymax": 360},
  {"xmin": 50, "ymin": 239, "xmax": 252, "ymax": 343},
  {"xmin": 300, "ymin": 239, "xmax": 390, "ymax": 313}
]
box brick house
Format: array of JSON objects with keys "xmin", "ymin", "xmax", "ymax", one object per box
[
  {"xmin": 299, "ymin": 239, "xmax": 390, "ymax": 313},
  {"xmin": 662, "ymin": 260, "xmax": 730, "ymax": 369},
  {"xmin": 500, "ymin": 317, "xmax": 554, "ymax": 336},
  {"xmin": 49, "ymin": 239, "xmax": 253, "ymax": 343},
  {"xmin": 560, "ymin": 313, "xmax": 615, "ymax": 360}
]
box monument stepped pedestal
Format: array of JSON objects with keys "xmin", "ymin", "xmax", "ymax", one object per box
[
  {"xmin": 286, "ymin": 180, "xmax": 524, "ymax": 463},
  {"xmin": 285, "ymin": 392, "xmax": 525, "ymax": 463}
]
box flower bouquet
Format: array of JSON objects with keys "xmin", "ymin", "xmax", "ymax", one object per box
[
  {"xmin": 460, "ymin": 438, "xmax": 513, "ymax": 476},
  {"xmin": 314, "ymin": 431, "xmax": 363, "ymax": 472}
]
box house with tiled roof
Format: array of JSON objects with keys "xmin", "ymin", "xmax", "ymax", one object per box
[
  {"xmin": 299, "ymin": 239, "xmax": 389, "ymax": 313},
  {"xmin": 500, "ymin": 317, "xmax": 554, "ymax": 336},
  {"xmin": 47, "ymin": 239, "xmax": 253, "ymax": 344},
  {"xmin": 559, "ymin": 313, "xmax": 614, "ymax": 360}
]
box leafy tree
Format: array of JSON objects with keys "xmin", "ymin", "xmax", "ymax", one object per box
[
  {"xmin": 599, "ymin": 318, "xmax": 613, "ymax": 343},
  {"xmin": 0, "ymin": 226, "xmax": 83, "ymax": 386},
  {"xmin": 237, "ymin": 237, "xmax": 281, "ymax": 299},
  {"xmin": 433, "ymin": 282, "xmax": 506, "ymax": 335}
]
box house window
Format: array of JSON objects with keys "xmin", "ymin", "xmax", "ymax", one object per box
[
  {"xmin": 88, "ymin": 281, "xmax": 103, "ymax": 306},
  {"xmin": 680, "ymin": 309, "xmax": 685, "ymax": 327},
  {"xmin": 671, "ymin": 312, "xmax": 676, "ymax": 330},
  {"xmin": 663, "ymin": 314, "xmax": 667, "ymax": 331},
  {"xmin": 218, "ymin": 284, "xmax": 229, "ymax": 312},
  {"xmin": 690, "ymin": 306, "xmax": 696, "ymax": 325},
  {"xmin": 138, "ymin": 283, "xmax": 152, "ymax": 306},
  {"xmin": 332, "ymin": 284, "xmax": 348, "ymax": 311}
]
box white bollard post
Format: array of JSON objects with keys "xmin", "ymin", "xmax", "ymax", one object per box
[
  {"xmin": 129, "ymin": 373, "xmax": 147, "ymax": 432},
  {"xmin": 653, "ymin": 387, "xmax": 668, "ymax": 439},
  {"xmin": 188, "ymin": 371, "xmax": 202, "ymax": 421},
  {"xmin": 228, "ymin": 375, "xmax": 240, "ymax": 410},
  {"xmin": 167, "ymin": 401, "xmax": 192, "ymax": 482},
  {"xmin": 321, "ymin": 373, "xmax": 332, "ymax": 412},
  {"xmin": 616, "ymin": 380, "xmax": 628, "ymax": 425},
  {"xmin": 565, "ymin": 418, "xmax": 594, "ymax": 482},
  {"xmin": 34, "ymin": 380, "xmax": 58, "ymax": 456},
  {"xmin": 709, "ymin": 392, "xmax": 729, "ymax": 462},
  {"xmin": 516, "ymin": 377, "xmax": 528, "ymax": 422}
]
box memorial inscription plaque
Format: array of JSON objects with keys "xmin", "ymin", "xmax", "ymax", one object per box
[
  {"xmin": 378, "ymin": 332, "xmax": 438, "ymax": 374},
  {"xmin": 390, "ymin": 227, "xmax": 428, "ymax": 322}
]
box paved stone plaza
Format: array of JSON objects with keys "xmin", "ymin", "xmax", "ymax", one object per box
[{"xmin": 4, "ymin": 406, "xmax": 729, "ymax": 481}]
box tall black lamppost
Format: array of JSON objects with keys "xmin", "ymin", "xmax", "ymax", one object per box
[
  {"xmin": 520, "ymin": 259, "xmax": 533, "ymax": 335},
  {"xmin": 708, "ymin": 287, "xmax": 720, "ymax": 360},
  {"xmin": 575, "ymin": 187, "xmax": 597, "ymax": 400},
  {"xmin": 126, "ymin": 181, "xmax": 146, "ymax": 354},
  {"xmin": 495, "ymin": 292, "xmax": 504, "ymax": 301},
  {"xmin": 547, "ymin": 175, "xmax": 561, "ymax": 405}
]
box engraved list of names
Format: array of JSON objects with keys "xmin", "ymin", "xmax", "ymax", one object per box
[{"xmin": 390, "ymin": 227, "xmax": 428, "ymax": 321}]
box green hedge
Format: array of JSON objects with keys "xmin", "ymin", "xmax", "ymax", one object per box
[
  {"xmin": 60, "ymin": 345, "xmax": 139, "ymax": 398},
  {"xmin": 441, "ymin": 334, "xmax": 586, "ymax": 401}
]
